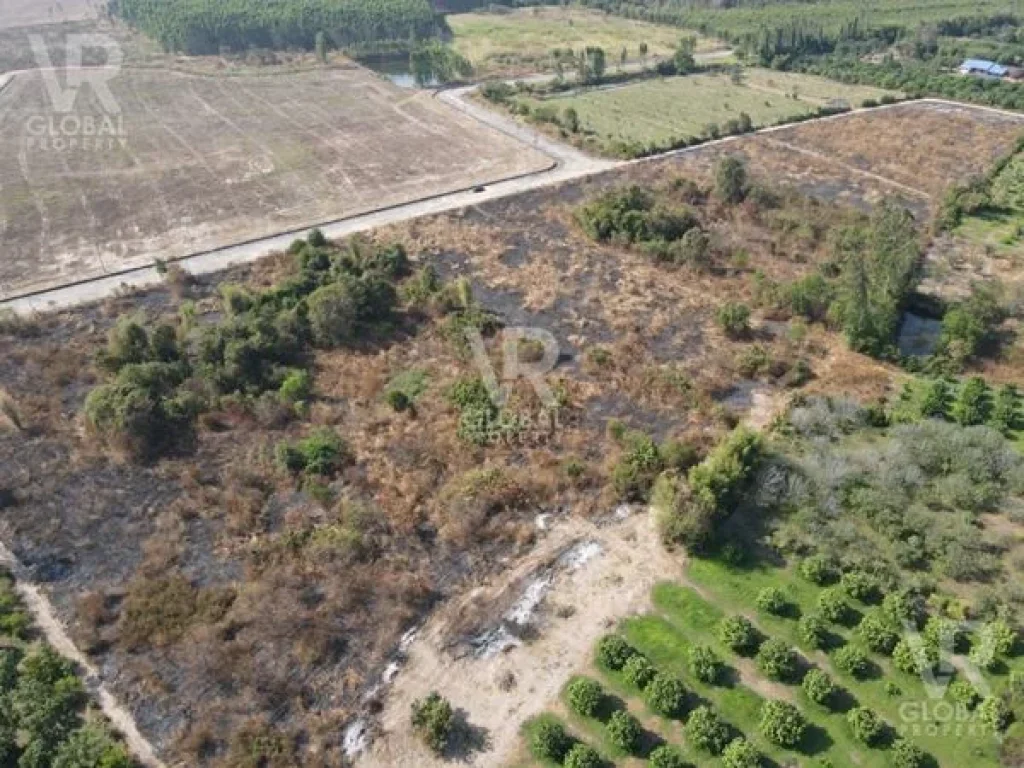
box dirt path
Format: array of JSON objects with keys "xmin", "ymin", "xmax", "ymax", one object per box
[
  {"xmin": 357, "ymin": 509, "xmax": 685, "ymax": 768},
  {"xmin": 0, "ymin": 542, "xmax": 166, "ymax": 768}
]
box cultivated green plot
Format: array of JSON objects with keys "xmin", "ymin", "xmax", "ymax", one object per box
[
  {"xmin": 512, "ymin": 69, "xmax": 896, "ymax": 150},
  {"xmin": 449, "ymin": 7, "xmax": 722, "ymax": 77}
]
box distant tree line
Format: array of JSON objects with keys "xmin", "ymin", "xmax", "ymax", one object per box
[{"xmin": 110, "ymin": 0, "xmax": 445, "ymax": 55}]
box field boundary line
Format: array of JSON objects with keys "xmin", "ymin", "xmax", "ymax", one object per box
[{"xmin": 0, "ymin": 542, "xmax": 167, "ymax": 768}]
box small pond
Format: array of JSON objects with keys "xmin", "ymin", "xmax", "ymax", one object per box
[
  {"xmin": 897, "ymin": 312, "xmax": 943, "ymax": 357},
  {"xmin": 359, "ymin": 56, "xmax": 435, "ymax": 88}
]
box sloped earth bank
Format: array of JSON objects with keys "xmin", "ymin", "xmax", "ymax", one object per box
[{"xmin": 357, "ymin": 508, "xmax": 685, "ymax": 767}]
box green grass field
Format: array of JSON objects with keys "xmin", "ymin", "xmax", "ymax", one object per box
[
  {"xmin": 957, "ymin": 152, "xmax": 1024, "ymax": 252},
  {"xmin": 512, "ymin": 69, "xmax": 896, "ymax": 149},
  {"xmin": 521, "ymin": 556, "xmax": 1024, "ymax": 767},
  {"xmin": 449, "ymin": 7, "xmax": 722, "ymax": 77}
]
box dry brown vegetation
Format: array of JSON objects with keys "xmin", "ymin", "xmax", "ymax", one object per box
[{"xmin": 0, "ymin": 103, "xmax": 1022, "ymax": 765}]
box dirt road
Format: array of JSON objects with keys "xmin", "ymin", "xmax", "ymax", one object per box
[{"xmin": 0, "ymin": 542, "xmax": 166, "ymax": 768}]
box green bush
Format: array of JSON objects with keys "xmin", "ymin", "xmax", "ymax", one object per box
[
  {"xmin": 279, "ymin": 369, "xmax": 312, "ymax": 404},
  {"xmin": 276, "ymin": 428, "xmax": 349, "ymax": 478},
  {"xmin": 832, "ymin": 645, "xmax": 869, "ymax": 679},
  {"xmin": 798, "ymin": 614, "xmax": 829, "ymax": 650},
  {"xmin": 892, "ymin": 639, "xmax": 937, "ymax": 675},
  {"xmin": 840, "ymin": 571, "xmax": 879, "ymax": 603},
  {"xmin": 307, "ymin": 282, "xmax": 358, "ymax": 347},
  {"xmin": 716, "ymin": 302, "xmax": 752, "ymax": 339},
  {"xmin": 687, "ymin": 645, "xmax": 722, "ymax": 685},
  {"xmin": 684, "ymin": 705, "xmax": 730, "ymax": 755},
  {"xmin": 817, "ymin": 587, "xmax": 852, "ymax": 625},
  {"xmin": 755, "ymin": 587, "xmax": 789, "ymax": 615},
  {"xmin": 947, "ymin": 679, "xmax": 981, "ymax": 709},
  {"xmin": 802, "ymin": 668, "xmax": 837, "ymax": 707},
  {"xmin": 855, "ymin": 612, "xmax": 900, "ymax": 655},
  {"xmin": 759, "ymin": 700, "xmax": 807, "ymax": 748},
  {"xmin": 951, "ymin": 376, "xmax": 991, "ymax": 426},
  {"xmin": 923, "ymin": 616, "xmax": 966, "ymax": 653},
  {"xmin": 978, "ymin": 618, "xmax": 1017, "ymax": 656},
  {"xmin": 715, "ymin": 156, "xmax": 748, "ymax": 204},
  {"xmin": 52, "ymin": 724, "xmax": 133, "ymax": 768},
  {"xmin": 529, "ymin": 717, "xmax": 572, "ymax": 762},
  {"xmin": 648, "ymin": 744, "xmax": 689, "ymax": 768},
  {"xmin": 622, "ymin": 655, "xmax": 657, "ymax": 691},
  {"xmin": 978, "ymin": 695, "xmax": 1013, "ymax": 733},
  {"xmin": 890, "ymin": 738, "xmax": 928, "ymax": 768},
  {"xmin": 596, "ymin": 635, "xmax": 637, "ymax": 671},
  {"xmin": 721, "ymin": 737, "xmax": 760, "ymax": 768},
  {"xmin": 756, "ymin": 638, "xmax": 798, "ymax": 682},
  {"xmin": 611, "ymin": 431, "xmax": 664, "ymax": 501},
  {"xmin": 410, "ymin": 691, "xmax": 454, "ymax": 754},
  {"xmin": 566, "ymin": 677, "xmax": 604, "ymax": 718},
  {"xmin": 645, "ymin": 673, "xmax": 687, "ymax": 718},
  {"xmin": 718, "ymin": 615, "xmax": 761, "ymax": 656},
  {"xmin": 606, "ymin": 710, "xmax": 641, "ymax": 754},
  {"xmin": 846, "ymin": 706, "xmax": 884, "ymax": 745},
  {"xmin": 564, "ymin": 742, "xmax": 602, "ymax": 768},
  {"xmin": 882, "ymin": 591, "xmax": 925, "ymax": 629},
  {"xmin": 799, "ymin": 555, "xmax": 838, "ymax": 585}
]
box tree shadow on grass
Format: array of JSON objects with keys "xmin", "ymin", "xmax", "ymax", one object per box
[
  {"xmin": 798, "ymin": 722, "xmax": 834, "ymax": 756},
  {"xmin": 828, "ymin": 686, "xmax": 860, "ymax": 714},
  {"xmin": 635, "ymin": 727, "xmax": 666, "ymax": 759},
  {"xmin": 444, "ymin": 708, "xmax": 492, "ymax": 762},
  {"xmin": 595, "ymin": 692, "xmax": 628, "ymax": 723}
]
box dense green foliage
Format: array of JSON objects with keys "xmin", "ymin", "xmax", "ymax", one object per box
[
  {"xmin": 683, "ymin": 704, "xmax": 730, "ymax": 755},
  {"xmin": 563, "ymin": 742, "xmax": 602, "ymax": 768},
  {"xmin": 596, "ymin": 634, "xmax": 637, "ymax": 671},
  {"xmin": 717, "ymin": 615, "xmax": 761, "ymax": 656},
  {"xmin": 721, "ymin": 737, "xmax": 760, "ymax": 768},
  {"xmin": 755, "ymin": 638, "xmax": 798, "ymax": 681},
  {"xmin": 112, "ymin": 0, "xmax": 443, "ymax": 55},
  {"xmin": 759, "ymin": 700, "xmax": 807, "ymax": 747},
  {"xmin": 566, "ymin": 677, "xmax": 604, "ymax": 717},
  {"xmin": 410, "ymin": 691, "xmax": 454, "ymax": 754},
  {"xmin": 644, "ymin": 672, "xmax": 688, "ymax": 718},
  {"xmin": 85, "ymin": 235, "xmax": 414, "ymax": 461},
  {"xmin": 606, "ymin": 710, "xmax": 641, "ymax": 753},
  {"xmin": 846, "ymin": 706, "xmax": 884, "ymax": 745},
  {"xmin": 801, "ymin": 668, "xmax": 837, "ymax": 706}
]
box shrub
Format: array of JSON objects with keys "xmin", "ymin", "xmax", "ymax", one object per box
[
  {"xmin": 840, "ymin": 571, "xmax": 879, "ymax": 603},
  {"xmin": 882, "ymin": 591, "xmax": 925, "ymax": 629},
  {"xmin": 684, "ymin": 705, "xmax": 730, "ymax": 755},
  {"xmin": 756, "ymin": 638, "xmax": 798, "ymax": 682},
  {"xmin": 718, "ymin": 615, "xmax": 760, "ymax": 656},
  {"xmin": 947, "ymin": 678, "xmax": 981, "ymax": 709},
  {"xmin": 798, "ymin": 614, "xmax": 829, "ymax": 650},
  {"xmin": 567, "ymin": 677, "xmax": 604, "ymax": 718},
  {"xmin": 978, "ymin": 695, "xmax": 1013, "ymax": 733},
  {"xmin": 688, "ymin": 645, "xmax": 722, "ymax": 685},
  {"xmin": 721, "ymin": 737, "xmax": 761, "ymax": 768},
  {"xmin": 279, "ymin": 369, "xmax": 312, "ymax": 404},
  {"xmin": 564, "ymin": 743, "xmax": 602, "ymax": 768},
  {"xmin": 847, "ymin": 707, "xmax": 884, "ymax": 745},
  {"xmin": 622, "ymin": 655, "xmax": 656, "ymax": 690},
  {"xmin": 755, "ymin": 587, "xmax": 789, "ymax": 615},
  {"xmin": 833, "ymin": 645, "xmax": 870, "ymax": 679},
  {"xmin": 607, "ymin": 710, "xmax": 641, "ymax": 754},
  {"xmin": 529, "ymin": 717, "xmax": 571, "ymax": 762},
  {"xmin": 759, "ymin": 700, "xmax": 807, "ymax": 748},
  {"xmin": 307, "ymin": 282, "xmax": 358, "ymax": 347},
  {"xmin": 802, "ymin": 668, "xmax": 837, "ymax": 707},
  {"xmin": 716, "ymin": 302, "xmax": 751, "ymax": 339},
  {"xmin": 799, "ymin": 555, "xmax": 837, "ymax": 585},
  {"xmin": 890, "ymin": 739, "xmax": 928, "ymax": 768},
  {"xmin": 715, "ymin": 156, "xmax": 748, "ymax": 204},
  {"xmin": 645, "ymin": 673, "xmax": 687, "ymax": 718},
  {"xmin": 979, "ymin": 618, "xmax": 1018, "ymax": 656},
  {"xmin": 648, "ymin": 744, "xmax": 688, "ymax": 768},
  {"xmin": 923, "ymin": 616, "xmax": 966, "ymax": 653},
  {"xmin": 817, "ymin": 587, "xmax": 852, "ymax": 624},
  {"xmin": 597, "ymin": 635, "xmax": 637, "ymax": 671},
  {"xmin": 951, "ymin": 376, "xmax": 991, "ymax": 426},
  {"xmin": 276, "ymin": 428, "xmax": 349, "ymax": 477},
  {"xmin": 892, "ymin": 640, "xmax": 938, "ymax": 676},
  {"xmin": 53, "ymin": 724, "xmax": 134, "ymax": 768},
  {"xmin": 410, "ymin": 692, "xmax": 454, "ymax": 754},
  {"xmin": 856, "ymin": 612, "xmax": 900, "ymax": 655},
  {"xmin": 612, "ymin": 431, "xmax": 664, "ymax": 500}
]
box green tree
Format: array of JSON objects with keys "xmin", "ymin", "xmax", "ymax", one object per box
[
  {"xmin": 718, "ymin": 615, "xmax": 760, "ymax": 655},
  {"xmin": 802, "ymin": 668, "xmax": 837, "ymax": 707},
  {"xmin": 817, "ymin": 587, "xmax": 852, "ymax": 624},
  {"xmin": 530, "ymin": 718, "xmax": 571, "ymax": 762},
  {"xmin": 53, "ymin": 724, "xmax": 133, "ymax": 768},
  {"xmin": 410, "ymin": 692, "xmax": 454, "ymax": 754},
  {"xmin": 315, "ymin": 30, "xmax": 328, "ymax": 63},
  {"xmin": 798, "ymin": 614, "xmax": 829, "ymax": 650},
  {"xmin": 951, "ymin": 376, "xmax": 991, "ymax": 426},
  {"xmin": 856, "ymin": 612, "xmax": 900, "ymax": 655},
  {"xmin": 623, "ymin": 655, "xmax": 656, "ymax": 690},
  {"xmin": 688, "ymin": 645, "xmax": 722, "ymax": 685},
  {"xmin": 307, "ymin": 282, "xmax": 357, "ymax": 347},
  {"xmin": 833, "ymin": 645, "xmax": 870, "ymax": 679},
  {"xmin": 890, "ymin": 739, "xmax": 928, "ymax": 768},
  {"xmin": 847, "ymin": 706, "xmax": 884, "ymax": 745},
  {"xmin": 648, "ymin": 745, "xmax": 687, "ymax": 768},
  {"xmin": 606, "ymin": 710, "xmax": 641, "ymax": 754},
  {"xmin": 978, "ymin": 696, "xmax": 1013, "ymax": 733},
  {"xmin": 563, "ymin": 107, "xmax": 580, "ymax": 133},
  {"xmin": 645, "ymin": 673, "xmax": 687, "ymax": 718},
  {"xmin": 715, "ymin": 156, "xmax": 748, "ymax": 204},
  {"xmin": 755, "ymin": 586, "xmax": 788, "ymax": 615},
  {"xmin": 722, "ymin": 737, "xmax": 760, "ymax": 768},
  {"xmin": 564, "ymin": 743, "xmax": 602, "ymax": 768},
  {"xmin": 567, "ymin": 677, "xmax": 604, "ymax": 718},
  {"xmin": 596, "ymin": 635, "xmax": 636, "ymax": 671},
  {"xmin": 759, "ymin": 700, "xmax": 807, "ymax": 748},
  {"xmin": 684, "ymin": 705, "xmax": 730, "ymax": 755},
  {"xmin": 756, "ymin": 638, "xmax": 798, "ymax": 681}
]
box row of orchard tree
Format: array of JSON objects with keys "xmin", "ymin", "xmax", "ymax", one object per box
[{"xmin": 111, "ymin": 0, "xmax": 444, "ymax": 55}]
